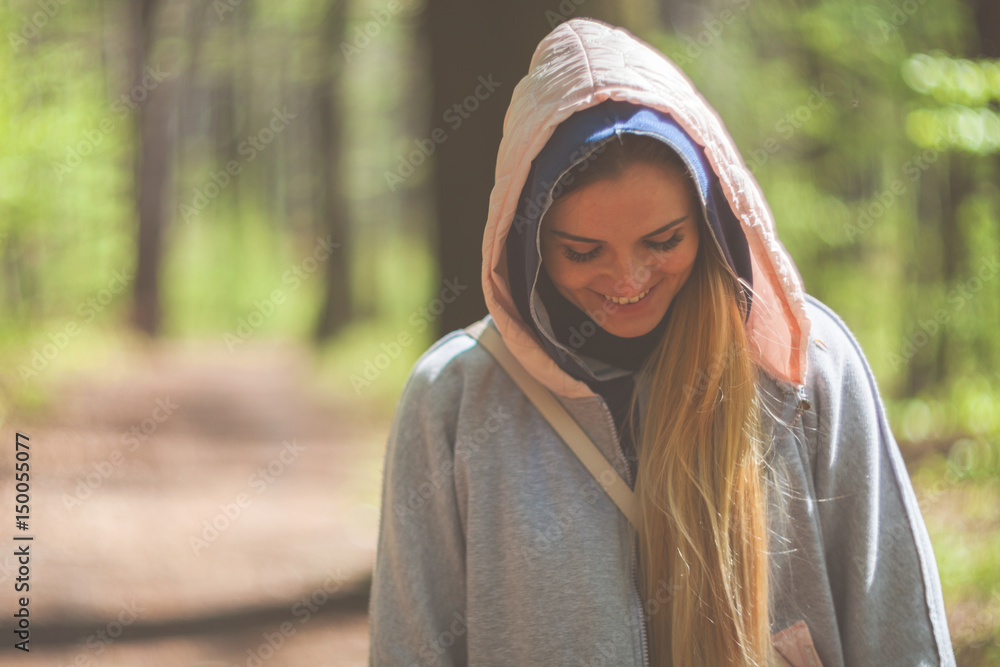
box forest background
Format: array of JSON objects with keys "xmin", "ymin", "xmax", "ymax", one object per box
[{"xmin": 1, "ymin": 0, "xmax": 998, "ymax": 664}]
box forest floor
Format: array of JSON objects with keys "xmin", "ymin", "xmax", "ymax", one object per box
[
  {"xmin": 2, "ymin": 337, "xmax": 997, "ymax": 666},
  {"xmin": 4, "ymin": 338, "xmax": 387, "ymax": 666}
]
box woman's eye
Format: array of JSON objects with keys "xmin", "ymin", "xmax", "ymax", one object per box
[
  {"xmin": 647, "ymin": 234, "xmax": 684, "ymax": 252},
  {"xmin": 563, "ymin": 246, "xmax": 600, "ymax": 263},
  {"xmin": 562, "ymin": 235, "xmax": 684, "ymax": 263}
]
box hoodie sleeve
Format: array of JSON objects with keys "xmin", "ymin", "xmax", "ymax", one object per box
[
  {"xmin": 368, "ymin": 339, "xmax": 469, "ymax": 667},
  {"xmin": 804, "ymin": 296, "xmax": 955, "ymax": 666}
]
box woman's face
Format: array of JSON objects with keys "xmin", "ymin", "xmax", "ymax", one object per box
[{"xmin": 540, "ymin": 161, "xmax": 701, "ymax": 338}]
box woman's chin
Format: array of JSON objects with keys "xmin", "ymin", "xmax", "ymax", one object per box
[
  {"xmin": 597, "ymin": 316, "xmax": 660, "ymax": 338},
  {"xmin": 594, "ymin": 299, "xmax": 674, "ymax": 337},
  {"xmin": 602, "ymin": 326, "xmax": 653, "ymax": 338}
]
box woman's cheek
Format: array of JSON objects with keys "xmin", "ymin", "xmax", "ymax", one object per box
[
  {"xmin": 662, "ymin": 238, "xmax": 698, "ymax": 273},
  {"xmin": 553, "ymin": 263, "xmax": 592, "ymax": 290}
]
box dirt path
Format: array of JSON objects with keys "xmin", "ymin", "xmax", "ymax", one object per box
[{"xmin": 3, "ymin": 338, "xmax": 390, "ymax": 666}]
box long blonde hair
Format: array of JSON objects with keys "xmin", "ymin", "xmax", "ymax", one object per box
[
  {"xmin": 630, "ymin": 230, "xmax": 771, "ymax": 666},
  {"xmin": 552, "ymin": 134, "xmax": 774, "ymax": 665}
]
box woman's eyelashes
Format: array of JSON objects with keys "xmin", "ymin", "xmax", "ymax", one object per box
[
  {"xmin": 561, "ymin": 234, "xmax": 685, "ymax": 263},
  {"xmin": 562, "ymin": 246, "xmax": 600, "ymax": 263},
  {"xmin": 647, "ymin": 234, "xmax": 684, "ymax": 253}
]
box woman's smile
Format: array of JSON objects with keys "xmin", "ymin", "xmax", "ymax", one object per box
[{"xmin": 598, "ymin": 281, "xmax": 655, "ymax": 305}]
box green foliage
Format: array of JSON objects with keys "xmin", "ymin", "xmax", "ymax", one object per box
[
  {"xmin": 0, "ymin": 0, "xmax": 994, "ymax": 418},
  {"xmin": 1, "ymin": 5, "xmax": 133, "ymax": 326},
  {"xmin": 904, "ymin": 53, "xmax": 1000, "ymax": 154}
]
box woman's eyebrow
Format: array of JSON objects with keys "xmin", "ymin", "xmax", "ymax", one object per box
[{"xmin": 547, "ymin": 215, "xmax": 688, "ymax": 243}]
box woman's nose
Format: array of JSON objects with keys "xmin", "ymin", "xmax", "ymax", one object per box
[{"xmin": 607, "ymin": 251, "xmax": 651, "ymax": 294}]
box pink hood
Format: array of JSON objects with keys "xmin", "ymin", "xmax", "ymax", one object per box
[{"xmin": 481, "ymin": 17, "xmax": 810, "ymax": 399}]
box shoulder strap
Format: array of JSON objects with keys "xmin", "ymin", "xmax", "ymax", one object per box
[{"xmin": 464, "ymin": 319, "xmax": 641, "ymax": 530}]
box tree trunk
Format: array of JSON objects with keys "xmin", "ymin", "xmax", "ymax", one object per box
[
  {"xmin": 314, "ymin": 0, "xmax": 353, "ymax": 341},
  {"xmin": 423, "ymin": 0, "xmax": 653, "ymax": 339},
  {"xmin": 131, "ymin": 0, "xmax": 174, "ymax": 335}
]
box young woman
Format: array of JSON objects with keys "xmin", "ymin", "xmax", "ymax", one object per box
[{"xmin": 368, "ymin": 17, "xmax": 955, "ymax": 667}]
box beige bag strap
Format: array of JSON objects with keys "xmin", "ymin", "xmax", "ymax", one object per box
[{"xmin": 465, "ymin": 319, "xmax": 641, "ymax": 530}]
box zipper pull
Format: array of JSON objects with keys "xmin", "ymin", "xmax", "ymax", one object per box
[{"xmin": 792, "ymin": 396, "xmax": 812, "ymax": 426}]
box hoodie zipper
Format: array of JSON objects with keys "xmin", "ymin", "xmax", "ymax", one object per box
[{"xmin": 597, "ymin": 399, "xmax": 651, "ymax": 667}]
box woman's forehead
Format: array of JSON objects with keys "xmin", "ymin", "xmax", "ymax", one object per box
[{"xmin": 542, "ymin": 164, "xmax": 699, "ymax": 234}]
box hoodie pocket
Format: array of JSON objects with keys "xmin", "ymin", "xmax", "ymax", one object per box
[{"xmin": 771, "ymin": 620, "xmax": 824, "ymax": 667}]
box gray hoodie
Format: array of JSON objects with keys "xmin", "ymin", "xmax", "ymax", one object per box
[{"xmin": 368, "ymin": 18, "xmax": 955, "ymax": 667}]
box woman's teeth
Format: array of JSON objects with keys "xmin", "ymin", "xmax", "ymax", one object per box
[{"xmin": 604, "ymin": 287, "xmax": 650, "ymax": 305}]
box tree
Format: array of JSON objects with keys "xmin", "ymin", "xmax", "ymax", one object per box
[
  {"xmin": 131, "ymin": 0, "xmax": 175, "ymax": 335},
  {"xmin": 314, "ymin": 0, "xmax": 354, "ymax": 341},
  {"xmin": 422, "ymin": 0, "xmax": 654, "ymax": 338}
]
